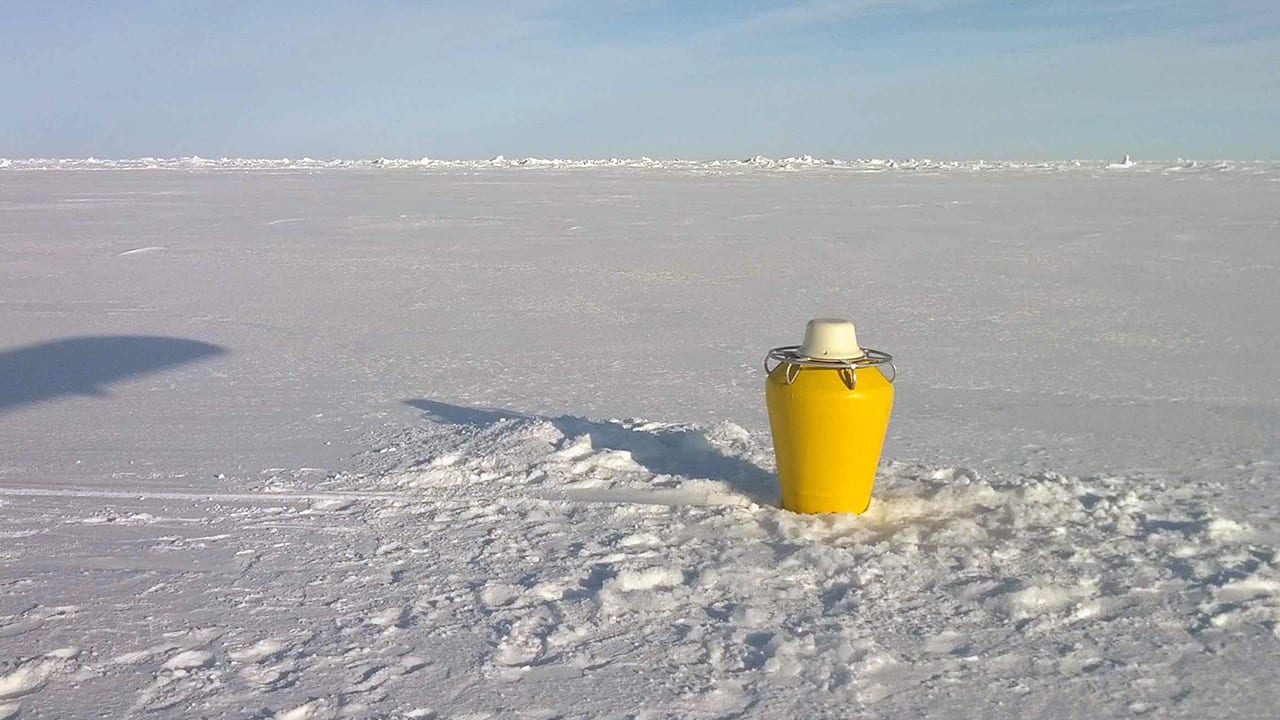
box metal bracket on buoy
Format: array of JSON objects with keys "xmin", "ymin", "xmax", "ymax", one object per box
[{"xmin": 764, "ymin": 346, "xmax": 896, "ymax": 390}]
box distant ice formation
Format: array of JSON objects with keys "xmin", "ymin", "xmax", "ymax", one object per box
[
  {"xmin": 1107, "ymin": 153, "xmax": 1136, "ymax": 169},
  {"xmin": 2, "ymin": 155, "xmax": 1275, "ymax": 176}
]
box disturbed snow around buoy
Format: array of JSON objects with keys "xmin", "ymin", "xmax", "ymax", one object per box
[{"xmin": 4, "ymin": 411, "xmax": 1277, "ymax": 718}]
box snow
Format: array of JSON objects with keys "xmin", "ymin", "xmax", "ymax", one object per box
[
  {"xmin": 1, "ymin": 160, "xmax": 1278, "ymax": 717},
  {"xmin": 0, "ymin": 661, "xmax": 54, "ymax": 699},
  {"xmin": 161, "ymin": 650, "xmax": 214, "ymax": 672}
]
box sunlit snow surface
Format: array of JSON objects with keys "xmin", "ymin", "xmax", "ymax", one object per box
[{"xmin": 1, "ymin": 159, "xmax": 1279, "ymax": 718}]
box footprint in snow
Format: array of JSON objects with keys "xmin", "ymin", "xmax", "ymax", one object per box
[{"xmin": 491, "ymin": 607, "xmax": 558, "ymax": 668}]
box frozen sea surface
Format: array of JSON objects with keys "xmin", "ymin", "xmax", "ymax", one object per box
[{"xmin": 1, "ymin": 160, "xmax": 1278, "ymax": 718}]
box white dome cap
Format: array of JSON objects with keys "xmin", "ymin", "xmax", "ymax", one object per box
[{"xmin": 797, "ymin": 318, "xmax": 865, "ymax": 360}]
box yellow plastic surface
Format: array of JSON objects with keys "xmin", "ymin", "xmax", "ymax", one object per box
[{"xmin": 766, "ymin": 364, "xmax": 894, "ymax": 514}]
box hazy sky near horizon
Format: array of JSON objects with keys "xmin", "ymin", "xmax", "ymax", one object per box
[{"xmin": 3, "ymin": 1, "xmax": 1278, "ymax": 159}]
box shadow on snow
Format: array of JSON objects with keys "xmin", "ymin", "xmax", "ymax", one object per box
[
  {"xmin": 404, "ymin": 398, "xmax": 776, "ymax": 505},
  {"xmin": 0, "ymin": 335, "xmax": 227, "ymax": 413}
]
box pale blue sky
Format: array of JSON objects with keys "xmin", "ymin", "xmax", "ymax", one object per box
[{"xmin": 2, "ymin": 1, "xmax": 1277, "ymax": 159}]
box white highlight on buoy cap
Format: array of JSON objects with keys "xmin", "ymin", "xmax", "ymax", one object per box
[{"xmin": 798, "ymin": 318, "xmax": 866, "ymax": 360}]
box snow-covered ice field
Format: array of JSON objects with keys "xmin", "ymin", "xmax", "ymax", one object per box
[{"xmin": 1, "ymin": 158, "xmax": 1278, "ymax": 718}]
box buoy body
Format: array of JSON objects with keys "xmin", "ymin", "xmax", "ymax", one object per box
[{"xmin": 766, "ymin": 363, "xmax": 894, "ymax": 514}]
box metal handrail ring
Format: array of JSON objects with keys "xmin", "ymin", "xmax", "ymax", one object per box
[{"xmin": 763, "ymin": 345, "xmax": 896, "ymax": 388}]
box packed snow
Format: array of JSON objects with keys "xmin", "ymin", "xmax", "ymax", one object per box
[{"xmin": 1, "ymin": 160, "xmax": 1278, "ymax": 718}]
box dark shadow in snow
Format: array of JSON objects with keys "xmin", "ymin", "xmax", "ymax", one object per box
[
  {"xmin": 0, "ymin": 335, "xmax": 226, "ymax": 413},
  {"xmin": 404, "ymin": 398, "xmax": 777, "ymax": 505}
]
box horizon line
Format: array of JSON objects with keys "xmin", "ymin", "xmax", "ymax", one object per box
[{"xmin": 3, "ymin": 155, "xmax": 1275, "ymax": 165}]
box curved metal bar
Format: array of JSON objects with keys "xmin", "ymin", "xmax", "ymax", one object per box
[
  {"xmin": 839, "ymin": 367, "xmax": 855, "ymax": 390},
  {"xmin": 763, "ymin": 345, "xmax": 896, "ymax": 388},
  {"xmin": 785, "ymin": 362, "xmax": 802, "ymax": 385}
]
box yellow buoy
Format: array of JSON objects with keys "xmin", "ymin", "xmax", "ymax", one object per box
[{"xmin": 765, "ymin": 319, "xmax": 895, "ymax": 514}]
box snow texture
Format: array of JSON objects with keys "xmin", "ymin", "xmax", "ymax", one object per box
[{"xmin": 1, "ymin": 160, "xmax": 1278, "ymax": 718}]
